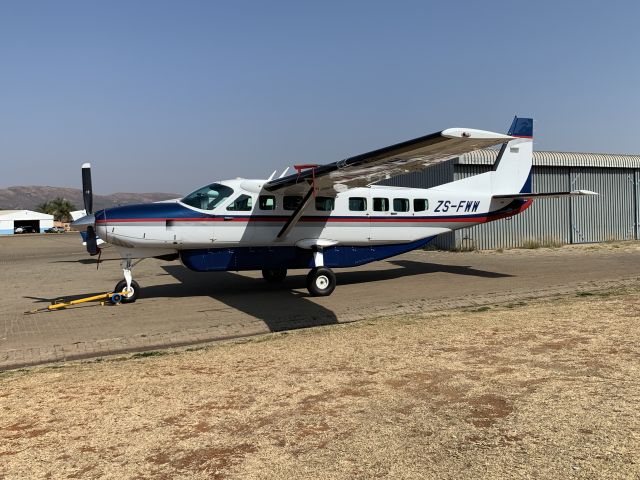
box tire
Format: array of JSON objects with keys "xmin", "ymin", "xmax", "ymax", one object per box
[
  {"xmin": 261, "ymin": 268, "xmax": 287, "ymax": 283},
  {"xmin": 114, "ymin": 279, "xmax": 140, "ymax": 304},
  {"xmin": 306, "ymin": 267, "xmax": 336, "ymax": 297}
]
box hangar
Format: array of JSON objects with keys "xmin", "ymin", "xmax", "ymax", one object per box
[
  {"xmin": 0, "ymin": 210, "xmax": 54, "ymax": 235},
  {"xmin": 380, "ymin": 150, "xmax": 640, "ymax": 250}
]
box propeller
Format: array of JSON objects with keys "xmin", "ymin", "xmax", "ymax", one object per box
[
  {"xmin": 82, "ymin": 163, "xmax": 93, "ymax": 215},
  {"xmin": 72, "ymin": 163, "xmax": 99, "ymax": 256}
]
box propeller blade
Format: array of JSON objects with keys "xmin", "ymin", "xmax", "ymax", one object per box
[
  {"xmin": 82, "ymin": 163, "xmax": 93, "ymax": 215},
  {"xmin": 86, "ymin": 225, "xmax": 99, "ymax": 256}
]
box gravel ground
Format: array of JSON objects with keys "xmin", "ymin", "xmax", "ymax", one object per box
[{"xmin": 1, "ymin": 286, "xmax": 639, "ymax": 479}]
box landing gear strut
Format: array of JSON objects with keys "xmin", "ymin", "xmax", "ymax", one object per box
[{"xmin": 115, "ymin": 257, "xmax": 142, "ymax": 303}]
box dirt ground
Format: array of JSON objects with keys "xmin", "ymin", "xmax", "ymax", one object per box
[
  {"xmin": 1, "ymin": 287, "xmax": 639, "ymax": 479},
  {"xmin": 3, "ymin": 234, "xmax": 640, "ymax": 369}
]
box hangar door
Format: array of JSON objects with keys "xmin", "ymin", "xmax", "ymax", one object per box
[
  {"xmin": 570, "ymin": 168, "xmax": 635, "ymax": 243},
  {"xmin": 14, "ymin": 219, "xmax": 41, "ymax": 233}
]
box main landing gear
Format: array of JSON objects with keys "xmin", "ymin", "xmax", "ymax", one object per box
[
  {"xmin": 115, "ymin": 257, "xmax": 142, "ymax": 303},
  {"xmin": 306, "ymin": 267, "xmax": 336, "ymax": 297},
  {"xmin": 261, "ymin": 248, "xmax": 337, "ymax": 297},
  {"xmin": 261, "ymin": 268, "xmax": 287, "ymax": 283}
]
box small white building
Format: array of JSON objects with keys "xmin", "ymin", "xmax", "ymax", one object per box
[{"xmin": 0, "ymin": 210, "xmax": 54, "ymax": 235}]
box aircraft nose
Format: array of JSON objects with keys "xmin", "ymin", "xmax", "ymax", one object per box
[{"xmin": 70, "ymin": 213, "xmax": 95, "ymax": 230}]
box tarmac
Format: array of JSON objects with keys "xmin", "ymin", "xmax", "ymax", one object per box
[{"xmin": 1, "ymin": 234, "xmax": 639, "ymax": 370}]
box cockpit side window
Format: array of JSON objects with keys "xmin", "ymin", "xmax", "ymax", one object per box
[
  {"xmin": 226, "ymin": 194, "xmax": 254, "ymax": 211},
  {"xmin": 181, "ymin": 183, "xmax": 234, "ymax": 211}
]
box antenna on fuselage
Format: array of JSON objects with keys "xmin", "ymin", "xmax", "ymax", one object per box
[
  {"xmin": 278, "ymin": 167, "xmax": 290, "ymax": 178},
  {"xmin": 267, "ymin": 170, "xmax": 277, "ymax": 181}
]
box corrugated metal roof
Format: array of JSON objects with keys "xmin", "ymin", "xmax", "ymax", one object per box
[{"xmin": 458, "ymin": 150, "xmax": 640, "ymax": 168}]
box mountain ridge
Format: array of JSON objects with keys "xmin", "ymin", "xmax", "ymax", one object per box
[{"xmin": 0, "ymin": 186, "xmax": 181, "ymax": 211}]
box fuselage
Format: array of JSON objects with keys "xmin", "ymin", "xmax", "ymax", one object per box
[{"xmin": 93, "ymin": 178, "xmax": 530, "ymax": 271}]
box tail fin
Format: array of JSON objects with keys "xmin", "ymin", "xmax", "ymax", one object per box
[{"xmin": 491, "ymin": 117, "xmax": 533, "ymax": 194}]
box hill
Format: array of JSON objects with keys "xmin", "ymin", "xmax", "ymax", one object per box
[{"xmin": 0, "ymin": 186, "xmax": 181, "ymax": 211}]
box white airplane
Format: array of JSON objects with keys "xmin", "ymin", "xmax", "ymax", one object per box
[{"xmin": 71, "ymin": 117, "xmax": 595, "ymax": 302}]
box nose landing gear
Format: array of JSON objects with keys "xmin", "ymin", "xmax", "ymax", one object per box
[
  {"xmin": 114, "ymin": 279, "xmax": 140, "ymax": 303},
  {"xmin": 116, "ymin": 257, "xmax": 143, "ymax": 303}
]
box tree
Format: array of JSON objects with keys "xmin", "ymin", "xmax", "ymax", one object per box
[{"xmin": 36, "ymin": 197, "xmax": 76, "ymax": 222}]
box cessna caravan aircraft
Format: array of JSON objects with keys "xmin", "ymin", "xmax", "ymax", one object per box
[{"xmin": 71, "ymin": 117, "xmax": 595, "ymax": 301}]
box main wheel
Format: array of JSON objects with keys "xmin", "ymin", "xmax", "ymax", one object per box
[
  {"xmin": 306, "ymin": 267, "xmax": 336, "ymax": 297},
  {"xmin": 262, "ymin": 268, "xmax": 287, "ymax": 283},
  {"xmin": 114, "ymin": 279, "xmax": 140, "ymax": 304}
]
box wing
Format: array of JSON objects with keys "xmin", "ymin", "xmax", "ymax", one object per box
[{"xmin": 264, "ymin": 127, "xmax": 514, "ymax": 194}]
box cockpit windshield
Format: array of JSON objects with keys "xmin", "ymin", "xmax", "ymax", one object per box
[{"xmin": 181, "ymin": 183, "xmax": 234, "ymax": 211}]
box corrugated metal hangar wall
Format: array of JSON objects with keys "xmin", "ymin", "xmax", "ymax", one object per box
[{"xmin": 379, "ymin": 150, "xmax": 640, "ymax": 250}]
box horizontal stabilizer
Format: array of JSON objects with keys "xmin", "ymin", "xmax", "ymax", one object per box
[{"xmin": 493, "ymin": 190, "xmax": 598, "ymax": 200}]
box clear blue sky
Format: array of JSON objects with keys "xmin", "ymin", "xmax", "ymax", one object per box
[{"xmin": 1, "ymin": 0, "xmax": 639, "ymax": 194}]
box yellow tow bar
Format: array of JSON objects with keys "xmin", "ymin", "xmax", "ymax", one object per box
[{"xmin": 25, "ymin": 291, "xmax": 127, "ymax": 314}]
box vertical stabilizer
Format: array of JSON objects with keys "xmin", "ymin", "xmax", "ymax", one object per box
[{"xmin": 491, "ymin": 117, "xmax": 533, "ymax": 194}]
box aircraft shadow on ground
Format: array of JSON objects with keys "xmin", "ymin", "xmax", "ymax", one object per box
[
  {"xmin": 23, "ymin": 261, "xmax": 510, "ymax": 327},
  {"xmin": 53, "ymin": 258, "xmax": 121, "ymax": 265},
  {"xmin": 339, "ymin": 259, "xmax": 512, "ymax": 285},
  {"xmin": 137, "ymin": 260, "xmax": 511, "ymax": 332},
  {"xmin": 24, "ymin": 292, "xmax": 117, "ymax": 304},
  {"xmin": 149, "ymin": 265, "xmax": 339, "ymax": 332}
]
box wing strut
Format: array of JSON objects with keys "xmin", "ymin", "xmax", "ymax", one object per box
[
  {"xmin": 294, "ymin": 164, "xmax": 319, "ymax": 196},
  {"xmin": 276, "ymin": 187, "xmax": 314, "ymax": 239}
]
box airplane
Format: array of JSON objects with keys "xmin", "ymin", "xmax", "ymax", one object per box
[{"xmin": 71, "ymin": 117, "xmax": 596, "ymax": 302}]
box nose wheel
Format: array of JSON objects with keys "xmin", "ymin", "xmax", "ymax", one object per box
[
  {"xmin": 306, "ymin": 267, "xmax": 336, "ymax": 297},
  {"xmin": 115, "ymin": 279, "xmax": 140, "ymax": 303},
  {"xmin": 116, "ymin": 256, "xmax": 143, "ymax": 304}
]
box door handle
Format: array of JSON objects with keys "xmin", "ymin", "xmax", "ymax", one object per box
[{"xmin": 224, "ymin": 216, "xmax": 234, "ymax": 221}]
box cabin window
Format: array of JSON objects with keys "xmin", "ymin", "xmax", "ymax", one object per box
[
  {"xmin": 315, "ymin": 196, "xmax": 335, "ymax": 211},
  {"xmin": 259, "ymin": 195, "xmax": 276, "ymax": 210},
  {"xmin": 226, "ymin": 194, "xmax": 253, "ymax": 211},
  {"xmin": 373, "ymin": 198, "xmax": 389, "ymax": 212},
  {"xmin": 414, "ymin": 199, "xmax": 429, "ymax": 212},
  {"xmin": 283, "ymin": 195, "xmax": 303, "ymax": 211},
  {"xmin": 349, "ymin": 197, "xmax": 367, "ymax": 211},
  {"xmin": 181, "ymin": 183, "xmax": 234, "ymax": 211},
  {"xmin": 393, "ymin": 198, "xmax": 410, "ymax": 212}
]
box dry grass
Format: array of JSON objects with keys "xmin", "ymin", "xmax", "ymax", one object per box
[
  {"xmin": 1, "ymin": 290, "xmax": 640, "ymax": 479},
  {"xmin": 488, "ymin": 239, "xmax": 640, "ymax": 256}
]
